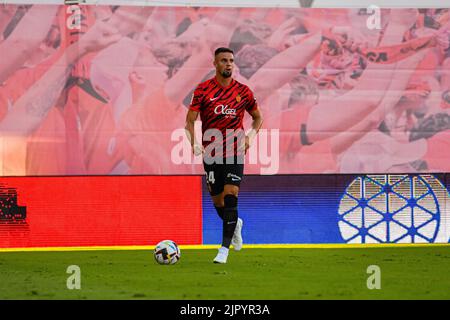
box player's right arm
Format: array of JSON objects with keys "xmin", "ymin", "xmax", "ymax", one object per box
[
  {"xmin": 185, "ymin": 85, "xmax": 204, "ymax": 156},
  {"xmin": 185, "ymin": 109, "xmax": 203, "ymax": 156}
]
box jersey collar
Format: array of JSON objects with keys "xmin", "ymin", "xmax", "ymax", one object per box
[{"xmin": 213, "ymin": 76, "xmax": 235, "ymax": 88}]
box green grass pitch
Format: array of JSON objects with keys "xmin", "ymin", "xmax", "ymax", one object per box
[{"xmin": 0, "ymin": 247, "xmax": 449, "ymax": 299}]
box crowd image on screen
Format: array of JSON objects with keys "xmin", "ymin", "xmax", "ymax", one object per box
[{"xmin": 0, "ymin": 5, "xmax": 449, "ymax": 175}]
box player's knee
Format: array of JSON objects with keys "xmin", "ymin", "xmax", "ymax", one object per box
[
  {"xmin": 213, "ymin": 198, "xmax": 224, "ymax": 207},
  {"xmin": 223, "ymin": 185, "xmax": 239, "ymax": 198},
  {"xmin": 211, "ymin": 193, "xmax": 224, "ymax": 207}
]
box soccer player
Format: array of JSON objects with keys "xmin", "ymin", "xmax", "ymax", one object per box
[{"xmin": 185, "ymin": 47, "xmax": 263, "ymax": 264}]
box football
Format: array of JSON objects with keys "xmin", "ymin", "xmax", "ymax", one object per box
[{"xmin": 154, "ymin": 240, "xmax": 181, "ymax": 265}]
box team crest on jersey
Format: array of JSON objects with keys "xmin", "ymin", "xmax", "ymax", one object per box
[{"xmin": 236, "ymin": 94, "xmax": 241, "ymax": 103}]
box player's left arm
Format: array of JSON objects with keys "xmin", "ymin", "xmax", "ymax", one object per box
[{"xmin": 245, "ymin": 107, "xmax": 263, "ymax": 152}]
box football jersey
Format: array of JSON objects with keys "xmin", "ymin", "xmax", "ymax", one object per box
[{"xmin": 189, "ymin": 77, "xmax": 258, "ymax": 158}]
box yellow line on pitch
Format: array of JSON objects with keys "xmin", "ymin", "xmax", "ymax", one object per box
[{"xmin": 0, "ymin": 243, "xmax": 449, "ymax": 253}]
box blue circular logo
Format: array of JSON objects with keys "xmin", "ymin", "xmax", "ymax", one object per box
[{"xmin": 338, "ymin": 175, "xmax": 442, "ymax": 243}]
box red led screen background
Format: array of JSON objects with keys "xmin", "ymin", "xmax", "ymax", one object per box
[{"xmin": 0, "ymin": 176, "xmax": 202, "ymax": 248}]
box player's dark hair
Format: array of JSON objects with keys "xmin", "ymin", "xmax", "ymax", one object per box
[{"xmin": 214, "ymin": 47, "xmax": 234, "ymax": 56}]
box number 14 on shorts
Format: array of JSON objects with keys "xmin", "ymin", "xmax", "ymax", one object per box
[{"xmin": 207, "ymin": 171, "xmax": 215, "ymax": 184}]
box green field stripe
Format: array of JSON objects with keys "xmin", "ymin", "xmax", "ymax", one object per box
[{"xmin": 1, "ymin": 243, "xmax": 450, "ymax": 253}]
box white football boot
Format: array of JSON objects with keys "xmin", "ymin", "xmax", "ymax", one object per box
[
  {"xmin": 231, "ymin": 218, "xmax": 243, "ymax": 251},
  {"xmin": 213, "ymin": 247, "xmax": 229, "ymax": 264}
]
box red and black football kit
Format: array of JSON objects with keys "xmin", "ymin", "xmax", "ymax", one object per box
[{"xmin": 189, "ymin": 76, "xmax": 258, "ymax": 195}]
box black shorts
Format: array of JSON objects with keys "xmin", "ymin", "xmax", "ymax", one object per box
[{"xmin": 203, "ymin": 157, "xmax": 244, "ymax": 196}]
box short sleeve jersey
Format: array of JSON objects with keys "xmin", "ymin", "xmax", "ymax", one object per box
[{"xmin": 189, "ymin": 77, "xmax": 258, "ymax": 158}]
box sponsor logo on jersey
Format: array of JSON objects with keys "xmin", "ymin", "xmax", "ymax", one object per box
[{"xmin": 214, "ymin": 104, "xmax": 236, "ymax": 116}]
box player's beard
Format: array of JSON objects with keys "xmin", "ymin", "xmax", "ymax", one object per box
[{"xmin": 221, "ymin": 70, "xmax": 232, "ymax": 78}]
